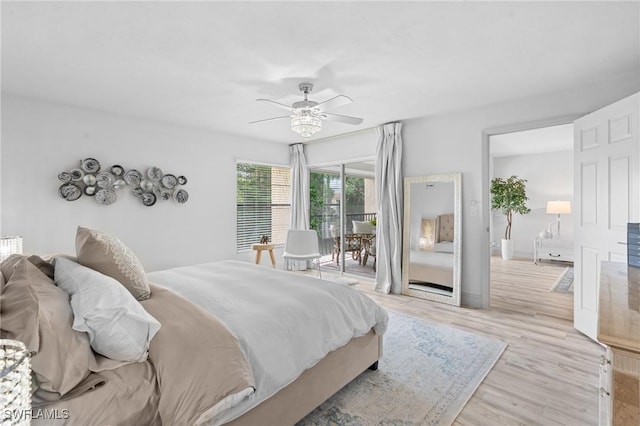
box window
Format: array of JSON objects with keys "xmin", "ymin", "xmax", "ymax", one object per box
[{"xmin": 236, "ymin": 163, "xmax": 291, "ymax": 251}]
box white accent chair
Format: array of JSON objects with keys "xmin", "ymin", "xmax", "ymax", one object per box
[{"xmin": 282, "ymin": 230, "xmax": 322, "ymax": 279}]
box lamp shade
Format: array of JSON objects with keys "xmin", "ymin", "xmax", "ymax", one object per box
[
  {"xmin": 418, "ymin": 237, "xmax": 433, "ymax": 249},
  {"xmin": 291, "ymin": 111, "xmax": 322, "ymax": 138},
  {"xmin": 0, "ymin": 236, "xmax": 23, "ymax": 262},
  {"xmin": 546, "ymin": 201, "xmax": 572, "ymax": 215}
]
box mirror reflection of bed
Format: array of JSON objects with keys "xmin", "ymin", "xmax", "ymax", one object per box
[
  {"xmin": 409, "ymin": 213, "xmax": 455, "ymax": 295},
  {"xmin": 402, "ymin": 174, "xmax": 461, "ymax": 306}
]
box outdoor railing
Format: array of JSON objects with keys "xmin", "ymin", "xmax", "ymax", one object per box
[{"xmin": 311, "ymin": 212, "xmax": 377, "ymax": 255}]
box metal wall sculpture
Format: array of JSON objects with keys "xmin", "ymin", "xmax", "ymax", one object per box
[{"xmin": 58, "ymin": 158, "xmax": 189, "ymax": 207}]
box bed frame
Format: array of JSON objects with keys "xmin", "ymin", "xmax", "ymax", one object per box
[
  {"xmin": 408, "ymin": 260, "xmax": 453, "ymax": 288},
  {"xmin": 226, "ymin": 329, "xmax": 382, "ymax": 425}
]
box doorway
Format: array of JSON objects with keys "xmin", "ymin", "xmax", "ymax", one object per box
[
  {"xmin": 309, "ymin": 160, "xmax": 377, "ymax": 278},
  {"xmin": 488, "ymin": 123, "xmax": 574, "ymax": 320}
]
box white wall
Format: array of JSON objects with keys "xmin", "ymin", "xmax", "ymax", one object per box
[
  {"xmin": 404, "ymin": 73, "xmax": 638, "ymax": 307},
  {"xmin": 491, "ymin": 150, "xmax": 574, "ymax": 259},
  {"xmin": 303, "ymin": 71, "xmax": 639, "ymax": 307},
  {"xmin": 1, "ymin": 94, "xmax": 290, "ymax": 271},
  {"xmin": 305, "ymin": 129, "xmax": 377, "ymax": 166},
  {"xmin": 3, "ymin": 72, "xmax": 637, "ymax": 303}
]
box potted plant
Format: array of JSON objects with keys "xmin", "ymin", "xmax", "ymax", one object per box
[{"xmin": 490, "ymin": 176, "xmax": 531, "ymax": 260}]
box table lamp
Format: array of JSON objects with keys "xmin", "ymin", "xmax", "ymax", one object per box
[{"xmin": 546, "ymin": 201, "xmax": 572, "ymax": 239}]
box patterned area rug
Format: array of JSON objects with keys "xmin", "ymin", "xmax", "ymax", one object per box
[
  {"xmin": 298, "ymin": 311, "xmax": 507, "ymax": 426},
  {"xmin": 550, "ymin": 267, "xmax": 574, "ymax": 293}
]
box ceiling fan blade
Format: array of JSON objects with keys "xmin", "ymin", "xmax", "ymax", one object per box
[
  {"xmin": 316, "ymin": 95, "xmax": 353, "ymax": 112},
  {"xmin": 256, "ymin": 98, "xmax": 293, "ymax": 112},
  {"xmin": 321, "ymin": 112, "xmax": 363, "ymax": 125},
  {"xmin": 249, "ymin": 115, "xmax": 290, "ymax": 125}
]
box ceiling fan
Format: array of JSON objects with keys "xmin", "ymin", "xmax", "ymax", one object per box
[{"xmin": 250, "ymin": 83, "xmax": 363, "ymax": 138}]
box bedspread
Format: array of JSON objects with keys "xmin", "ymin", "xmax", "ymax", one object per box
[{"xmin": 147, "ymin": 260, "xmax": 388, "ymax": 425}]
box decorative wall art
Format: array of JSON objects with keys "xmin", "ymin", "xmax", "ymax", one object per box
[{"xmin": 58, "ymin": 158, "xmax": 189, "ymax": 207}]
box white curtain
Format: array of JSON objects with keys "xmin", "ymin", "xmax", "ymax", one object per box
[
  {"xmin": 288, "ymin": 143, "xmax": 310, "ymax": 270},
  {"xmin": 289, "ymin": 143, "xmax": 309, "ymax": 230},
  {"xmin": 374, "ymin": 122, "xmax": 403, "ymax": 294}
]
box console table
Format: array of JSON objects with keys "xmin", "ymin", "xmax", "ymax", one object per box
[
  {"xmin": 598, "ymin": 262, "xmax": 640, "ymax": 425},
  {"xmin": 533, "ymin": 238, "xmax": 574, "ymax": 264}
]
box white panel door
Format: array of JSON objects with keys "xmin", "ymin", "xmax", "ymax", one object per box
[{"xmin": 574, "ymin": 92, "xmax": 639, "ymax": 341}]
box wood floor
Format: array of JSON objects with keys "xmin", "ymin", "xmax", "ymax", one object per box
[{"xmin": 316, "ymin": 256, "xmax": 603, "ymax": 425}]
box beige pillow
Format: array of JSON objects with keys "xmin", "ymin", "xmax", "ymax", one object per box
[
  {"xmin": 75, "ymin": 226, "xmax": 151, "ymax": 300},
  {"xmin": 0, "ymin": 258, "xmax": 94, "ymax": 396}
]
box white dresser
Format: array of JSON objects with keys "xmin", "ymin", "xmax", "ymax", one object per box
[
  {"xmin": 598, "ymin": 262, "xmax": 640, "ymax": 425},
  {"xmin": 533, "ymin": 238, "xmax": 574, "ymax": 264}
]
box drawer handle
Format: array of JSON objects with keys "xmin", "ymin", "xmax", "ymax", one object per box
[
  {"xmin": 549, "ymin": 253, "xmax": 561, "ymax": 257},
  {"xmin": 600, "ymin": 355, "xmax": 611, "ymax": 366},
  {"xmin": 599, "ymin": 387, "xmax": 610, "ymax": 397}
]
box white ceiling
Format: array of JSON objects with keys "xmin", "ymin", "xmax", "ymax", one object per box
[
  {"xmin": 490, "ymin": 123, "xmax": 574, "ymax": 158},
  {"xmin": 2, "ymin": 1, "xmax": 639, "ymax": 144}
]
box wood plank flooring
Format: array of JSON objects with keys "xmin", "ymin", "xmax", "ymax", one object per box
[{"xmin": 312, "ymin": 256, "xmax": 603, "ymax": 425}]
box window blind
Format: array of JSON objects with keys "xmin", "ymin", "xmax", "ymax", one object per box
[{"xmin": 236, "ymin": 163, "xmax": 291, "ymax": 251}]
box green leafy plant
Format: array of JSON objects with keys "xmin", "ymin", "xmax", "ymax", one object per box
[
  {"xmin": 369, "ymin": 217, "xmax": 377, "ymax": 226},
  {"xmin": 490, "ymin": 175, "xmax": 531, "ymax": 240}
]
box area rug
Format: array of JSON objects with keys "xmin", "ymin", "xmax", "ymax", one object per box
[
  {"xmin": 297, "ymin": 311, "xmax": 507, "ymax": 426},
  {"xmin": 550, "ymin": 267, "xmax": 574, "ymax": 294}
]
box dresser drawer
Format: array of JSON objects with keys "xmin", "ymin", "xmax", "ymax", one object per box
[{"xmin": 538, "ymin": 248, "xmax": 574, "ymax": 262}]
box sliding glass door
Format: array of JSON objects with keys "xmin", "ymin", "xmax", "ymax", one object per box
[{"xmin": 309, "ymin": 160, "xmax": 376, "ymax": 277}]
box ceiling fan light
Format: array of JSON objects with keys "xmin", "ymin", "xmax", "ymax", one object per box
[{"xmin": 291, "ymin": 111, "xmax": 322, "ymax": 138}]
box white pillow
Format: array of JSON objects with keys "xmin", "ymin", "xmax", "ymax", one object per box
[
  {"xmin": 53, "ymin": 257, "xmax": 161, "ymax": 362},
  {"xmin": 433, "ymin": 241, "xmax": 455, "ymax": 253}
]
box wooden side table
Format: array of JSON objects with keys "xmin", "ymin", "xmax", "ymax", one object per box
[{"xmin": 251, "ymin": 243, "xmax": 276, "ymax": 268}]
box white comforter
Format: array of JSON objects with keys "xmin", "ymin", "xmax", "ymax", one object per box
[{"xmin": 147, "ymin": 260, "xmax": 388, "ymax": 424}]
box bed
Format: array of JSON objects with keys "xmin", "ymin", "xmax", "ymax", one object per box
[
  {"xmin": 0, "ymin": 227, "xmax": 388, "ymax": 426},
  {"xmin": 408, "ymin": 213, "xmax": 455, "ymax": 288}
]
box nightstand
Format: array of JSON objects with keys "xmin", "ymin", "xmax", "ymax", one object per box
[{"xmin": 534, "ymin": 238, "xmax": 574, "ymax": 264}]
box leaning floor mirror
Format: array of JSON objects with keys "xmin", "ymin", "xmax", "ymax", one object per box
[{"xmin": 401, "ymin": 173, "xmax": 462, "ymax": 306}]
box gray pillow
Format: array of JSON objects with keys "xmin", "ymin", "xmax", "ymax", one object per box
[{"xmin": 54, "ymin": 257, "xmax": 161, "ymax": 363}]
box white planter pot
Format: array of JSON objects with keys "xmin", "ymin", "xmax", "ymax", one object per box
[{"xmin": 501, "ymin": 239, "xmax": 514, "ymax": 260}]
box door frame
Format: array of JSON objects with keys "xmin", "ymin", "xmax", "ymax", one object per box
[{"xmin": 480, "ymin": 114, "xmax": 583, "ymax": 308}]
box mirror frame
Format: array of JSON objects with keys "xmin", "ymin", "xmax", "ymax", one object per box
[{"xmin": 401, "ymin": 173, "xmax": 462, "ymax": 306}]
